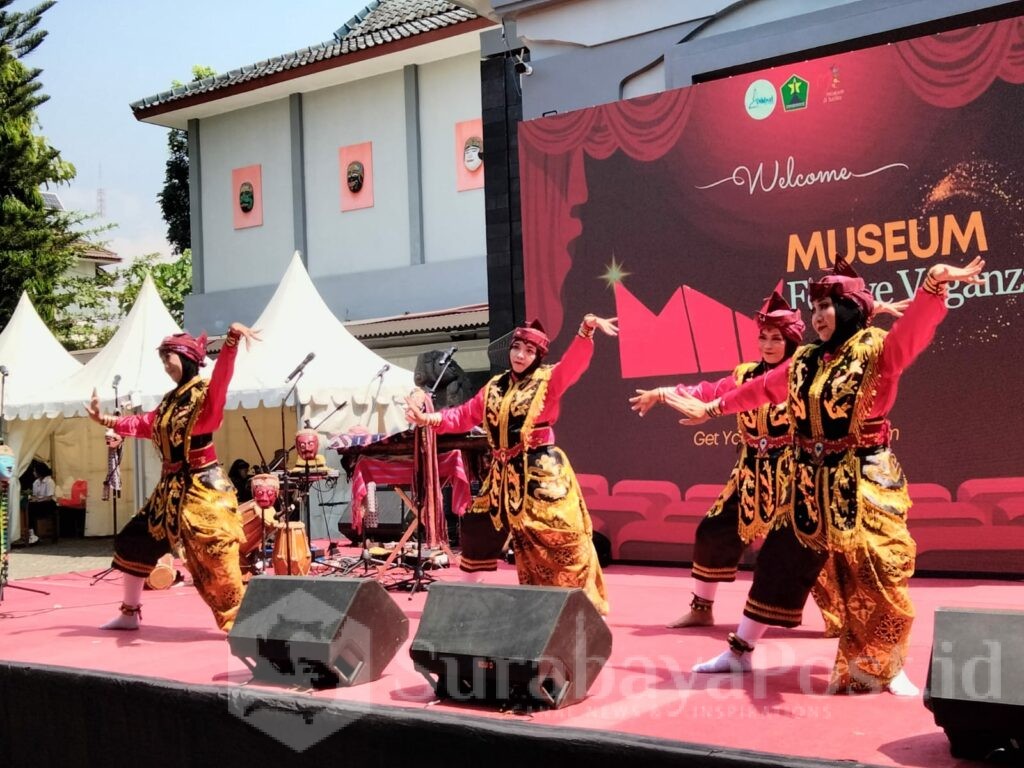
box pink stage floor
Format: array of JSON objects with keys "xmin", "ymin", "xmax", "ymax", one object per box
[{"xmin": 1, "ymin": 553, "xmax": 1019, "ymax": 767}]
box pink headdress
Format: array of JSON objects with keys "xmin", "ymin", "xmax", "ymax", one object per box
[
  {"xmin": 158, "ymin": 332, "xmax": 208, "ymax": 366},
  {"xmin": 808, "ymin": 259, "xmax": 875, "ymax": 317},
  {"xmin": 756, "ymin": 290, "xmax": 805, "ymax": 345},
  {"xmin": 512, "ymin": 319, "xmax": 550, "ymax": 356}
]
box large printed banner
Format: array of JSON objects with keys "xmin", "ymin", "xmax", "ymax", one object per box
[{"xmin": 518, "ymin": 18, "xmax": 1024, "ymax": 568}]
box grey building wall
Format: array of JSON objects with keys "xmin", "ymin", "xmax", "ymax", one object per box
[
  {"xmin": 418, "ymin": 51, "xmax": 487, "ymax": 264},
  {"xmin": 199, "ymin": 99, "xmax": 295, "ymax": 294},
  {"xmin": 491, "ymin": 0, "xmax": 1022, "ymax": 119},
  {"xmin": 303, "ymin": 70, "xmax": 412, "ymax": 276},
  {"xmin": 185, "ymin": 52, "xmax": 488, "ymax": 335}
]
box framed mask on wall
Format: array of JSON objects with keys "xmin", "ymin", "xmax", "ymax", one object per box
[
  {"xmin": 455, "ymin": 118, "xmax": 484, "ymax": 191},
  {"xmin": 339, "ymin": 142, "xmax": 374, "ymax": 211},
  {"xmin": 232, "ymin": 164, "xmax": 263, "ymax": 229}
]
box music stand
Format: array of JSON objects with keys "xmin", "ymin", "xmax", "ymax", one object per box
[{"xmin": 387, "ymin": 351, "xmax": 457, "ymax": 596}]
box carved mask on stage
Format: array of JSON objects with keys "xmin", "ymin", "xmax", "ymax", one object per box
[
  {"xmin": 0, "ymin": 444, "xmax": 14, "ymax": 481},
  {"xmin": 346, "ymin": 161, "xmax": 365, "ymax": 193},
  {"xmin": 250, "ymin": 473, "xmax": 280, "ymax": 510},
  {"xmin": 295, "ymin": 429, "xmax": 320, "ymax": 462}
]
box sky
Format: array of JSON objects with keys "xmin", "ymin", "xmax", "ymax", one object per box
[{"xmin": 21, "ymin": 0, "xmax": 369, "ymax": 262}]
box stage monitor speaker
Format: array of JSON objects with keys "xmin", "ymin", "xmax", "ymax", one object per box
[
  {"xmin": 923, "ymin": 607, "xmax": 1024, "ymax": 761},
  {"xmin": 409, "ymin": 583, "xmax": 611, "ymax": 711},
  {"xmin": 228, "ymin": 576, "xmax": 408, "ymax": 689}
]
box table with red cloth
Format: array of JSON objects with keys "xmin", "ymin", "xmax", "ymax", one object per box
[{"xmin": 348, "ymin": 451, "xmax": 472, "ymax": 534}]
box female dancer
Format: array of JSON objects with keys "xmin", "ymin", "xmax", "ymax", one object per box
[
  {"xmin": 405, "ymin": 315, "xmax": 617, "ymax": 615},
  {"xmin": 86, "ymin": 323, "xmax": 260, "ymax": 632},
  {"xmin": 666, "ymin": 258, "xmax": 984, "ymax": 695},
  {"xmin": 629, "ymin": 291, "xmax": 805, "ymax": 628}
]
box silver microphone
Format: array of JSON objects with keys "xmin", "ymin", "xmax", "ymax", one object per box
[{"xmin": 374, "ymin": 363, "xmax": 390, "ymax": 379}]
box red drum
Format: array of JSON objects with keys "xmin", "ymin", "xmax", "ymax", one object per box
[
  {"xmin": 272, "ymin": 522, "xmax": 311, "ymax": 576},
  {"xmin": 238, "ymin": 501, "xmax": 265, "ymax": 556}
]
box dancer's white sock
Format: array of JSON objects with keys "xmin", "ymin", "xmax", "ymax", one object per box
[
  {"xmin": 100, "ymin": 574, "xmax": 145, "ymax": 630},
  {"xmin": 692, "ymin": 617, "xmax": 768, "ymax": 673},
  {"xmin": 886, "ymin": 670, "xmax": 919, "ymax": 697},
  {"xmin": 736, "ymin": 615, "xmax": 768, "ymax": 646}
]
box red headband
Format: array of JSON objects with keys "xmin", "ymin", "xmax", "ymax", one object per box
[
  {"xmin": 808, "ymin": 259, "xmax": 875, "ymax": 317},
  {"xmin": 512, "ymin": 319, "xmax": 550, "ymax": 356},
  {"xmin": 756, "ymin": 290, "xmax": 805, "ymax": 345},
  {"xmin": 158, "ymin": 332, "xmax": 208, "ymax": 366}
]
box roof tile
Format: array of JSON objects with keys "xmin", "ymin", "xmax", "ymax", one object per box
[{"xmin": 131, "ymin": 0, "xmax": 479, "ymax": 113}]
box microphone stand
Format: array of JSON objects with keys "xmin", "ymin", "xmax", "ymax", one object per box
[
  {"xmin": 390, "ymin": 351, "xmax": 454, "ymax": 596},
  {"xmin": 92, "ymin": 381, "xmax": 124, "ymax": 585},
  {"xmin": 277, "ymin": 372, "xmax": 303, "ymax": 576}
]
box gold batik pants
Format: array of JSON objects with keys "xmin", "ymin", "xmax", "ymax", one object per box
[
  {"xmin": 510, "ymin": 446, "xmax": 609, "ymax": 616},
  {"xmin": 113, "ymin": 465, "xmax": 245, "ymax": 632},
  {"xmin": 812, "ymin": 480, "xmax": 916, "ymax": 693}
]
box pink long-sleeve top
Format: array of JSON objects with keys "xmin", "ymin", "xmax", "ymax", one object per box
[
  {"xmin": 716, "ymin": 288, "xmax": 947, "ymax": 418},
  {"xmin": 112, "ymin": 337, "xmax": 239, "ymax": 440},
  {"xmin": 676, "ymin": 372, "xmax": 743, "ymax": 403},
  {"xmin": 433, "ymin": 333, "xmax": 595, "ymax": 447}
]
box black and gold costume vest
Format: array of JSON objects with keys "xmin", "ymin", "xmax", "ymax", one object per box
[
  {"xmin": 787, "ymin": 327, "xmax": 909, "ymax": 551},
  {"xmin": 146, "ymin": 376, "xmax": 210, "ymax": 541},
  {"xmin": 472, "ymin": 365, "xmax": 553, "ymax": 529},
  {"xmin": 709, "ymin": 361, "xmax": 793, "ymax": 542}
]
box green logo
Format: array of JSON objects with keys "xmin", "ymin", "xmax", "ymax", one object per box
[{"xmin": 780, "ymin": 75, "xmax": 809, "ymax": 111}]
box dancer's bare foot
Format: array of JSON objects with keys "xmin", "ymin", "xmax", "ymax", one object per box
[
  {"xmin": 100, "ymin": 603, "xmax": 141, "ymax": 631},
  {"xmin": 667, "ymin": 609, "xmax": 714, "ymax": 628},
  {"xmin": 667, "ymin": 594, "xmax": 714, "ymax": 628}
]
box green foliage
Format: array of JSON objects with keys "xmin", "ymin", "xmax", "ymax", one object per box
[
  {"xmin": 117, "ymin": 249, "xmax": 192, "ymax": 327},
  {"xmin": 0, "ymin": 0, "xmax": 85, "ymax": 329},
  {"xmin": 158, "ymin": 128, "xmax": 190, "ymax": 254},
  {"xmin": 51, "ymin": 249, "xmax": 193, "ymax": 349},
  {"xmin": 159, "ymin": 65, "xmax": 215, "ymax": 255}
]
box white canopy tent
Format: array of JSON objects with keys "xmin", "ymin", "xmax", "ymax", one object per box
[
  {"xmin": 4, "ymin": 256, "xmax": 420, "ymax": 541},
  {"xmin": 4, "ymin": 277, "xmax": 177, "ymax": 539},
  {"xmin": 214, "ymin": 253, "xmax": 417, "ymax": 540},
  {"xmin": 224, "ymin": 251, "xmax": 416, "ymax": 433},
  {"xmin": 0, "ymin": 292, "xmax": 83, "ymax": 541}
]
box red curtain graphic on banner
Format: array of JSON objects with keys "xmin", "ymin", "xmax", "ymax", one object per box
[{"xmin": 518, "ymin": 17, "xmax": 1024, "ymax": 570}]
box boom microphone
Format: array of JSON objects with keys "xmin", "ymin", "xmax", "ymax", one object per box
[{"xmin": 285, "ymin": 352, "xmax": 316, "ymax": 383}]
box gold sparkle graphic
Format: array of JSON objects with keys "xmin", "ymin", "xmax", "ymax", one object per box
[{"xmin": 600, "ymin": 256, "xmax": 630, "ymax": 289}]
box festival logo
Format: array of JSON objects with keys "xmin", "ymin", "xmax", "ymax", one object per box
[
  {"xmin": 821, "ymin": 63, "xmax": 845, "ymax": 104},
  {"xmin": 780, "ymin": 74, "xmax": 809, "ymax": 111},
  {"xmin": 744, "ymin": 79, "xmax": 777, "ymax": 120}
]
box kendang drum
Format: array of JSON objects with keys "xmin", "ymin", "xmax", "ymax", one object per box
[
  {"xmin": 238, "ymin": 500, "xmax": 276, "ymax": 557},
  {"xmin": 272, "ymin": 522, "xmax": 311, "ymax": 575},
  {"xmin": 145, "ymin": 553, "xmax": 178, "ymax": 590}
]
